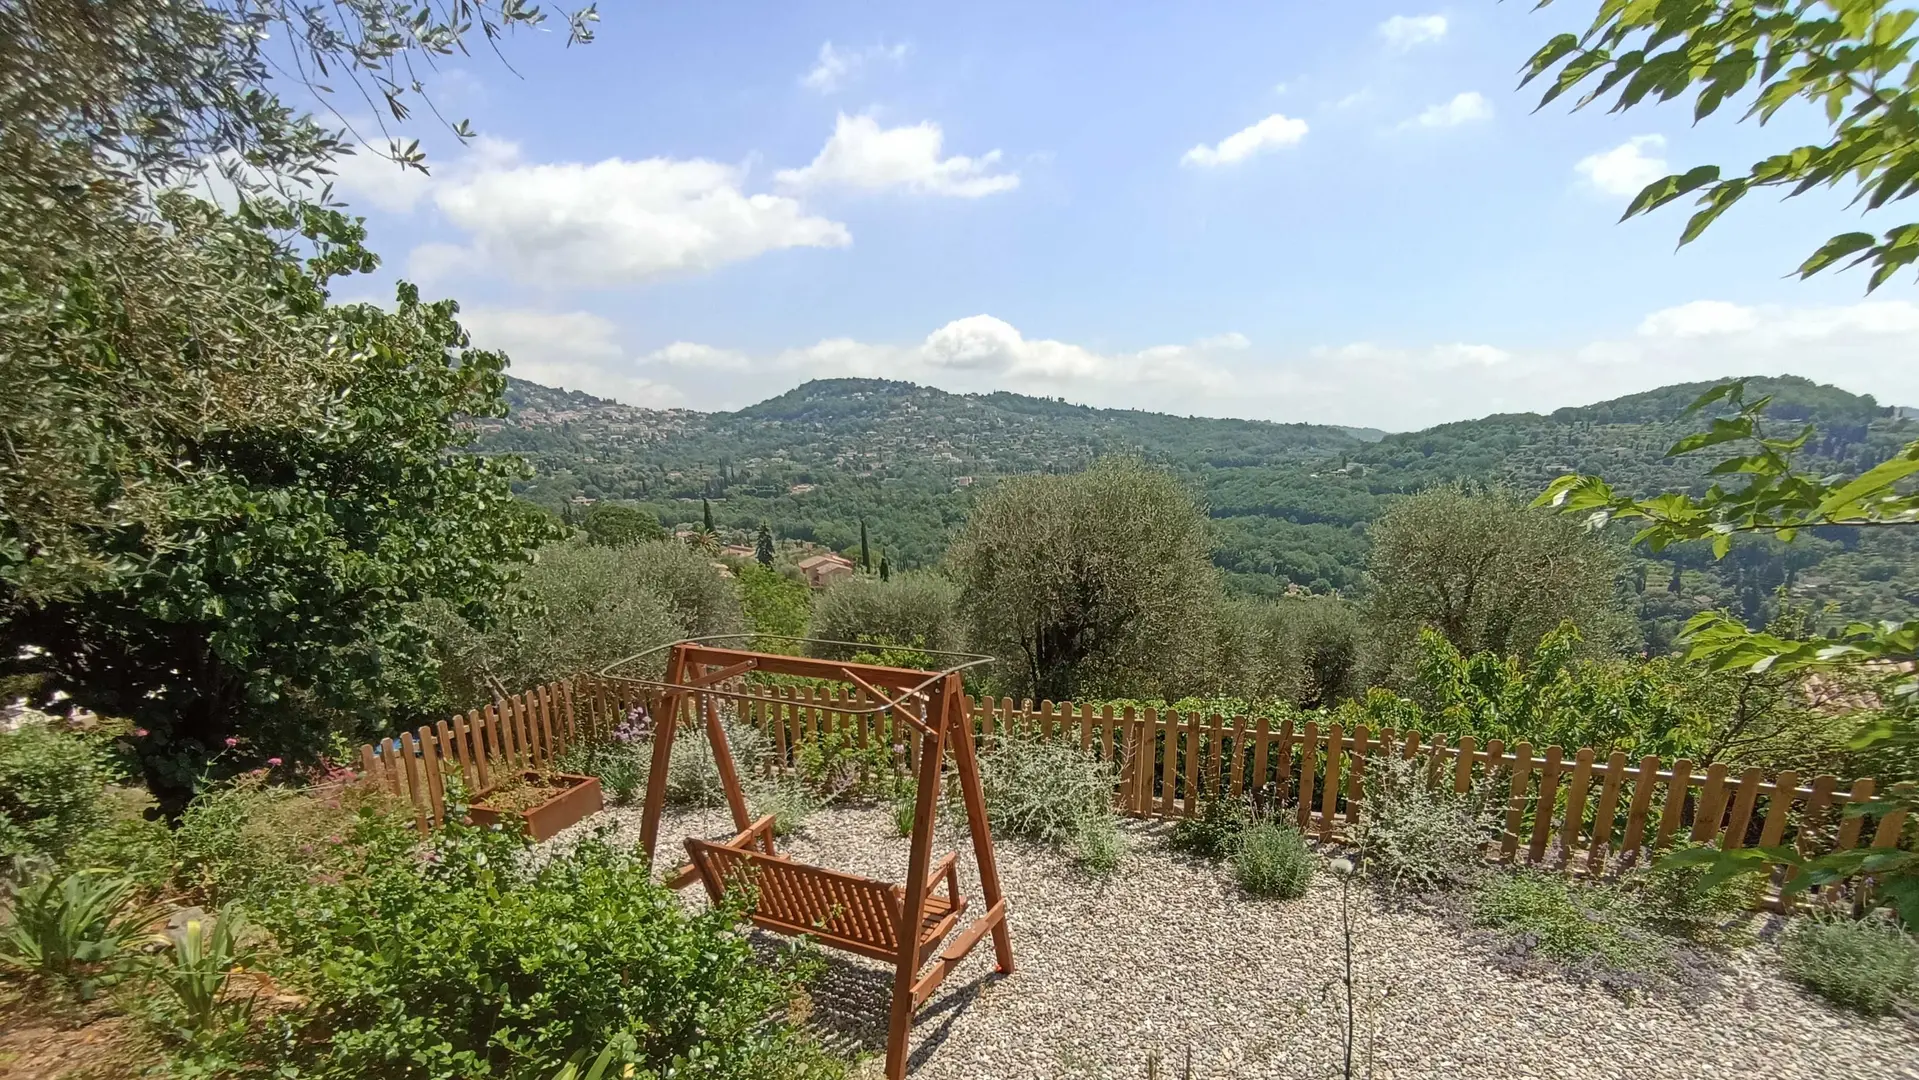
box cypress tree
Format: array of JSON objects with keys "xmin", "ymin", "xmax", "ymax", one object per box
[
  {"xmin": 879, "ymin": 554, "xmax": 889, "ymax": 582},
  {"xmin": 702, "ymin": 497, "xmax": 714, "ymax": 533},
  {"xmin": 755, "ymin": 523, "xmax": 775, "ymax": 567},
  {"xmin": 859, "ymin": 518, "xmax": 870, "ymax": 571}
]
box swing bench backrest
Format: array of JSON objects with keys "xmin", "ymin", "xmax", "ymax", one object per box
[{"xmin": 685, "ymin": 815, "xmax": 966, "ymax": 966}]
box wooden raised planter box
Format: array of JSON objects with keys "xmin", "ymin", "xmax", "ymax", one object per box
[{"xmin": 469, "ymin": 772, "xmax": 604, "ymax": 842}]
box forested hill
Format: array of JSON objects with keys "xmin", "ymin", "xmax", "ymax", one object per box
[{"xmin": 482, "ymin": 374, "xmax": 1919, "ymax": 645}]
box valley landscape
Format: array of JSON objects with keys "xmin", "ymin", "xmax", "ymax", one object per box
[
  {"xmin": 5, "ymin": 4, "xmax": 1918, "ymax": 1079},
  {"xmin": 489, "ymin": 373, "xmax": 1919, "ymax": 650}
]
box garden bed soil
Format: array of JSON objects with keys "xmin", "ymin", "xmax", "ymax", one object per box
[
  {"xmin": 470, "ymin": 772, "xmax": 603, "ymax": 842},
  {"xmin": 538, "ymin": 804, "xmax": 1919, "ymax": 1080}
]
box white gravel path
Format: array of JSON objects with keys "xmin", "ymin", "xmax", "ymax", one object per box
[{"xmin": 540, "ymin": 804, "xmax": 1919, "ymax": 1080}]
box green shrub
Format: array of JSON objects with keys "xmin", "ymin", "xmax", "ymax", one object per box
[
  {"xmin": 553, "ymin": 738, "xmax": 647, "ymax": 806},
  {"xmin": 1626, "ymin": 842, "xmax": 1761, "ymax": 945},
  {"xmin": 0, "ymin": 866, "xmax": 152, "ymax": 1001},
  {"xmin": 1167, "ymin": 789, "xmax": 1247, "ymax": 862},
  {"xmin": 1474, "ymin": 873, "xmax": 1665, "ymax": 981},
  {"xmin": 146, "ymin": 905, "xmax": 254, "ymax": 1043},
  {"xmin": 171, "ymin": 774, "xmax": 406, "ymax": 908},
  {"xmin": 1354, "ymin": 753, "xmax": 1500, "ymax": 894},
  {"xmin": 972, "ymin": 736, "xmax": 1118, "ymax": 851},
  {"xmin": 62, "ymin": 785, "xmax": 174, "ymax": 888},
  {"xmin": 750, "ymin": 778, "xmax": 820, "ymax": 838},
  {"xmin": 663, "ymin": 721, "xmax": 769, "ymax": 808},
  {"xmin": 890, "ymin": 782, "xmax": 918, "ymax": 837},
  {"xmin": 1778, "ymin": 915, "xmax": 1919, "ymax": 1015},
  {"xmin": 1071, "ymin": 812, "xmax": 1124, "ymax": 877},
  {"xmin": 260, "ymin": 822, "xmax": 841, "ymax": 1080},
  {"xmin": 794, "ymin": 729, "xmax": 895, "ymax": 803},
  {"xmin": 0, "ymin": 711, "xmax": 120, "ymax": 863},
  {"xmin": 1233, "ymin": 820, "xmax": 1312, "ymax": 899}
]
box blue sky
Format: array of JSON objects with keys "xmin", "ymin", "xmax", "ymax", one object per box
[{"xmin": 324, "ymin": 1, "xmax": 1919, "ymax": 431}]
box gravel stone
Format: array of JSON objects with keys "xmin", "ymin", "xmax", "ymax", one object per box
[{"xmin": 539, "ymin": 804, "xmax": 1919, "ymax": 1080}]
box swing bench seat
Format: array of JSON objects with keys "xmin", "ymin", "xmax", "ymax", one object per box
[{"xmin": 685, "ymin": 815, "xmax": 973, "ymax": 969}]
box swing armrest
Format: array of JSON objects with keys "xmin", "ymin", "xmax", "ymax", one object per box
[
  {"xmin": 669, "ymin": 815, "xmax": 780, "ymax": 889},
  {"xmin": 922, "ymin": 852, "xmax": 958, "ymax": 898},
  {"xmin": 722, "ymin": 815, "xmax": 779, "ymax": 854}
]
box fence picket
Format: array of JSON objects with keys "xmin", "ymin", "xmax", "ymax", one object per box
[
  {"xmin": 1297, "ymin": 721, "xmax": 1318, "ymax": 831},
  {"xmin": 1182, "ymin": 713, "xmax": 1202, "ymax": 815},
  {"xmin": 1452, "ymin": 735, "xmax": 1476, "ymax": 794},
  {"xmin": 1722, "ymin": 766, "xmax": 1765, "ymax": 849},
  {"xmin": 1318, "ymin": 724, "xmax": 1343, "ymax": 843},
  {"xmin": 1344, "ymin": 726, "xmax": 1371, "ymax": 828},
  {"xmin": 1528, "ymin": 746, "xmax": 1564, "ymax": 863},
  {"xmin": 1758, "ymin": 770, "xmax": 1800, "ymax": 849},
  {"xmin": 1619, "ymin": 755, "xmax": 1660, "ymax": 860},
  {"xmin": 1586, "ymin": 751, "xmax": 1629, "ymax": 875},
  {"xmin": 1872, "ymin": 801, "xmax": 1907, "ymax": 849},
  {"xmin": 1559, "ymin": 748, "xmax": 1596, "ymax": 865},
  {"xmin": 398, "ymin": 732, "xmax": 429, "ymax": 831},
  {"xmin": 1691, "ymin": 763, "xmax": 1731, "ymax": 843},
  {"xmin": 1656, "ymin": 759, "xmax": 1692, "ymax": 851},
  {"xmin": 1229, "ymin": 716, "xmax": 1249, "ymax": 800},
  {"xmin": 1502, "ymin": 742, "xmax": 1534, "ymax": 862},
  {"xmin": 434, "ymin": 719, "xmax": 458, "ymax": 805},
  {"xmin": 418, "ymin": 725, "xmax": 446, "ymax": 827}
]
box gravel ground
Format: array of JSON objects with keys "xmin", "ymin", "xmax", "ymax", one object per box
[{"xmin": 539, "ymin": 804, "xmax": 1919, "ymax": 1080}]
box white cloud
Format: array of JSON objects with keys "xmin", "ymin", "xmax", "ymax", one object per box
[
  {"xmin": 775, "ymin": 113, "xmax": 1019, "ymax": 197},
  {"xmin": 801, "ymin": 41, "xmax": 910, "ymax": 94},
  {"xmin": 1379, "ymin": 14, "xmax": 1448, "ymax": 51},
  {"xmin": 323, "ymin": 148, "xmax": 435, "ymax": 212},
  {"xmin": 540, "ymin": 299, "xmax": 1919, "ymax": 430},
  {"xmin": 1636, "ymin": 300, "xmax": 1759, "ymax": 338},
  {"xmin": 1576, "ymin": 134, "xmax": 1669, "ymax": 197},
  {"xmin": 1181, "ymin": 114, "xmax": 1309, "ymax": 167},
  {"xmin": 641, "ymin": 341, "xmax": 752, "ymax": 371},
  {"xmin": 458, "ymin": 308, "xmax": 685, "ymax": 406},
  {"xmin": 1405, "ymin": 91, "xmax": 1493, "ymax": 129},
  {"xmin": 1198, "ymin": 332, "xmax": 1251, "ymax": 350},
  {"xmin": 416, "ymin": 141, "xmax": 849, "ymax": 286}
]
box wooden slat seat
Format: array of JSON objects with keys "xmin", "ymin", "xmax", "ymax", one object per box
[{"xmin": 685, "ymin": 816, "xmax": 967, "ymax": 966}]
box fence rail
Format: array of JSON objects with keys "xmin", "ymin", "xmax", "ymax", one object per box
[{"xmin": 357, "ymin": 676, "xmax": 1910, "ymax": 898}]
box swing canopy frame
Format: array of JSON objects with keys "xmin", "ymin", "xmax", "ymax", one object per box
[{"xmin": 602, "ymin": 638, "xmax": 1015, "ymax": 1080}]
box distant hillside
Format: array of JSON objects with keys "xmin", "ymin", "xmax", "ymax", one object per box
[{"xmin": 473, "ymin": 373, "xmax": 1918, "ymax": 650}]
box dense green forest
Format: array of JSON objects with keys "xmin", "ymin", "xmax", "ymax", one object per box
[{"xmin": 485, "ymin": 373, "xmax": 1919, "ymax": 650}]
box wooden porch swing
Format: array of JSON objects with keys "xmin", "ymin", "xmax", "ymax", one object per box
[{"xmin": 607, "ymin": 638, "xmax": 1016, "ymax": 1080}]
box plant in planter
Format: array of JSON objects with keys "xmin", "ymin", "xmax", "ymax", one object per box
[{"xmin": 468, "ymin": 769, "xmax": 603, "ymax": 842}]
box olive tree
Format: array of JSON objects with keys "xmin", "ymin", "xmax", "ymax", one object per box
[
  {"xmin": 947, "ymin": 457, "xmax": 1222, "ymax": 701},
  {"xmin": 430, "ymin": 542, "xmax": 739, "ymax": 708},
  {"xmin": 1212, "ymin": 595, "xmax": 1365, "ymax": 708},
  {"xmin": 1363, "ymin": 488, "xmax": 1632, "ymax": 670},
  {"xmin": 807, "ymin": 572, "xmax": 963, "ymax": 660}
]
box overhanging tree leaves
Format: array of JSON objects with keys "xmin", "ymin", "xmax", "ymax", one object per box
[
  {"xmin": 1, "ymin": 0, "xmax": 592, "ymax": 799},
  {"xmin": 1526, "ymin": 2, "xmax": 1919, "ymax": 920},
  {"xmin": 1524, "ymin": 1, "xmax": 1919, "ymax": 290}
]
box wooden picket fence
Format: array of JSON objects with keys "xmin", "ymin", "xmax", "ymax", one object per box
[{"xmin": 358, "ymin": 676, "xmax": 1910, "ymax": 894}]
